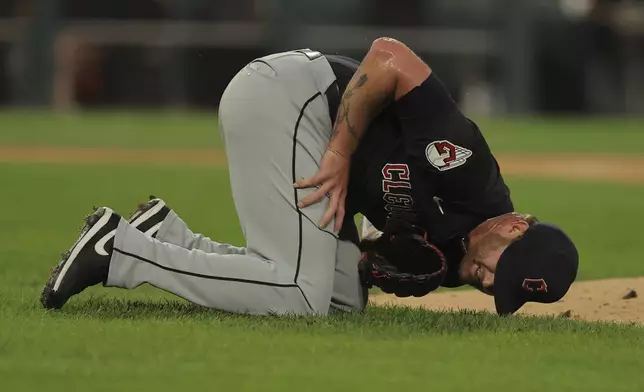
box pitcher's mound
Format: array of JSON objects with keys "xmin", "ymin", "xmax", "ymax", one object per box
[{"xmin": 370, "ymin": 277, "xmax": 644, "ymax": 324}]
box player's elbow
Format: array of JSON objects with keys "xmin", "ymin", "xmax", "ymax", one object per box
[
  {"xmin": 369, "ymin": 37, "xmax": 404, "ymax": 67},
  {"xmin": 369, "ymin": 37, "xmax": 431, "ymax": 99},
  {"xmin": 370, "ymin": 37, "xmax": 405, "ymax": 55}
]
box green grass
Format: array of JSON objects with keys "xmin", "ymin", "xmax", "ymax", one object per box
[
  {"xmin": 1, "ymin": 297, "xmax": 643, "ymax": 391},
  {"xmin": 1, "ymin": 112, "xmax": 644, "ymax": 391},
  {"xmin": 1, "ymin": 163, "xmax": 644, "ymax": 390},
  {"xmin": 1, "ymin": 110, "xmax": 644, "ymax": 153},
  {"xmin": 0, "ymin": 110, "xmax": 221, "ymax": 148},
  {"xmin": 476, "ymin": 116, "xmax": 644, "ymax": 154}
]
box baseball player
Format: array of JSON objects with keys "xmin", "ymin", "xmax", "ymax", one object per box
[
  {"xmin": 41, "ymin": 38, "xmax": 578, "ymax": 316},
  {"xmin": 295, "ymin": 38, "xmax": 579, "ymax": 314}
]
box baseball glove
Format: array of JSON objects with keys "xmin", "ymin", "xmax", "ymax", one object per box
[{"xmin": 358, "ymin": 217, "xmax": 447, "ymax": 298}]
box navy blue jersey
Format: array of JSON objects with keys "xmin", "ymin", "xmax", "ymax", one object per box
[{"xmin": 326, "ymin": 55, "xmax": 514, "ymax": 287}]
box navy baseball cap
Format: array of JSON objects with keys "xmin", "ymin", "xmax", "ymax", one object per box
[{"xmin": 493, "ymin": 223, "xmax": 579, "ymax": 315}]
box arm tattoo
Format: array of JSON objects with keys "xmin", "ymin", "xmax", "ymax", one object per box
[
  {"xmin": 331, "ymin": 73, "xmax": 368, "ymax": 141},
  {"xmin": 331, "ymin": 73, "xmax": 393, "ymax": 144},
  {"xmin": 355, "ymin": 73, "xmax": 369, "ymax": 88}
]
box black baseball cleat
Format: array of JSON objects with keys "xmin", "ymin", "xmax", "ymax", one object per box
[
  {"xmin": 127, "ymin": 195, "xmax": 171, "ymax": 238},
  {"xmin": 40, "ymin": 207, "xmax": 121, "ymax": 310}
]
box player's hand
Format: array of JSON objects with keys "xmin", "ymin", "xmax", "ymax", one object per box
[{"xmin": 294, "ymin": 147, "xmax": 350, "ymax": 232}]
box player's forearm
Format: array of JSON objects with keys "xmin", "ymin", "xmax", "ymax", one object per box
[
  {"xmin": 327, "ymin": 41, "xmax": 397, "ymax": 158},
  {"xmin": 328, "ymin": 38, "xmax": 431, "ymax": 158}
]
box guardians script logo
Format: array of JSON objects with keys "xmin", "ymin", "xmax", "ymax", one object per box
[{"xmin": 381, "ymin": 163, "xmax": 414, "ymax": 215}]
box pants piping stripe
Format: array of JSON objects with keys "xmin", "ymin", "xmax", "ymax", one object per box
[
  {"xmin": 113, "ymin": 247, "xmax": 300, "ymax": 288},
  {"xmin": 291, "ymin": 91, "xmax": 323, "ymax": 312}
]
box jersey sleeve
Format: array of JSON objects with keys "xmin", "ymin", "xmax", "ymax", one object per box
[{"xmin": 394, "ymin": 74, "xmax": 507, "ymax": 206}]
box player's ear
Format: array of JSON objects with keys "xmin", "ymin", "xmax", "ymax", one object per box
[
  {"xmin": 481, "ymin": 270, "xmax": 495, "ymax": 289},
  {"xmin": 506, "ymin": 219, "xmax": 530, "ymax": 239}
]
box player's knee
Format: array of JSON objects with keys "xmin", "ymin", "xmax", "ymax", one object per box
[
  {"xmin": 276, "ymin": 300, "xmax": 329, "ymax": 317},
  {"xmin": 330, "ymin": 292, "xmax": 368, "ymax": 313},
  {"xmin": 296, "ymin": 281, "xmax": 334, "ymax": 316}
]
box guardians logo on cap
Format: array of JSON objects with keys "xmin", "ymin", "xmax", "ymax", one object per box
[{"xmin": 493, "ymin": 223, "xmax": 579, "ymax": 315}]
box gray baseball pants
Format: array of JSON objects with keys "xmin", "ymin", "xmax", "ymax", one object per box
[{"xmin": 105, "ymin": 51, "xmax": 367, "ymax": 315}]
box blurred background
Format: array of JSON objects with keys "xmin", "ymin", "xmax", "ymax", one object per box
[{"xmin": 0, "ymin": 0, "xmax": 643, "ymax": 116}]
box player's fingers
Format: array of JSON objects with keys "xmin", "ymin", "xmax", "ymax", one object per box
[
  {"xmin": 319, "ymin": 191, "xmax": 339, "ymax": 229},
  {"xmin": 335, "ymin": 202, "xmax": 345, "ymax": 233},
  {"xmin": 294, "ymin": 172, "xmax": 325, "ymax": 189},
  {"xmin": 334, "ymin": 197, "xmax": 346, "ymax": 233},
  {"xmin": 297, "ymin": 182, "xmax": 332, "ymax": 208}
]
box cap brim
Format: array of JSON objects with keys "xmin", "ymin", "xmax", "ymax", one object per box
[
  {"xmin": 493, "ymin": 242, "xmax": 526, "ymax": 315},
  {"xmin": 494, "ymin": 288, "xmax": 525, "ymax": 315}
]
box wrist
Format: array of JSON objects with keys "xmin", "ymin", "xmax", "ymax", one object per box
[
  {"xmin": 326, "ymin": 146, "xmax": 349, "ymax": 160},
  {"xmin": 328, "ymin": 134, "xmax": 357, "ymax": 158}
]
